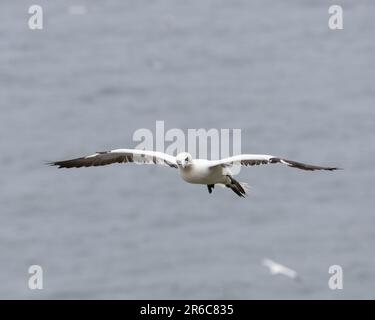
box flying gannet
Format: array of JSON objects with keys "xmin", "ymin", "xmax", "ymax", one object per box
[
  {"xmin": 49, "ymin": 149, "xmax": 339, "ymax": 197},
  {"xmin": 262, "ymin": 259, "xmax": 300, "ymax": 281}
]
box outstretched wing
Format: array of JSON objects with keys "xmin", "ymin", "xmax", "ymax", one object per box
[
  {"xmin": 49, "ymin": 149, "xmax": 178, "ymax": 169},
  {"xmin": 209, "ymin": 154, "xmax": 339, "ymax": 171}
]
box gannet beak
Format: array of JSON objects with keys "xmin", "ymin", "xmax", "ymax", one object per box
[{"xmin": 176, "ymin": 160, "xmax": 186, "ymax": 168}]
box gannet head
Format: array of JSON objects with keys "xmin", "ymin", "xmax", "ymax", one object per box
[{"xmin": 176, "ymin": 152, "xmax": 192, "ymax": 169}]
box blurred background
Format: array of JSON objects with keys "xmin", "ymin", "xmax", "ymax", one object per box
[{"xmin": 0, "ymin": 0, "xmax": 374, "ymax": 299}]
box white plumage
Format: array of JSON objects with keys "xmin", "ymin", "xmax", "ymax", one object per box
[
  {"xmin": 262, "ymin": 259, "xmax": 300, "ymax": 280},
  {"xmin": 50, "ymin": 149, "xmax": 339, "ymax": 197}
]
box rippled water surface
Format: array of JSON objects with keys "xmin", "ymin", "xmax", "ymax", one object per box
[{"xmin": 0, "ymin": 0, "xmax": 374, "ymax": 299}]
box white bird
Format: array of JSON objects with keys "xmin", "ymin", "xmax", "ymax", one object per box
[
  {"xmin": 49, "ymin": 149, "xmax": 339, "ymax": 197},
  {"xmin": 262, "ymin": 259, "xmax": 300, "ymax": 280}
]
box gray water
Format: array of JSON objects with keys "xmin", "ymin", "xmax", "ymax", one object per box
[{"xmin": 1, "ymin": 0, "xmax": 374, "ymax": 299}]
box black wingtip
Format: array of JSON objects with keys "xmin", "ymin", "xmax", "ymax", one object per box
[{"xmin": 327, "ymin": 167, "xmax": 342, "ymax": 171}]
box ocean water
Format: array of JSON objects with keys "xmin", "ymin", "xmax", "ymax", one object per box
[{"xmin": 0, "ymin": 0, "xmax": 374, "ymax": 299}]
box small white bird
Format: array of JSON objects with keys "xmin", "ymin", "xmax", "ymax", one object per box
[
  {"xmin": 49, "ymin": 149, "xmax": 339, "ymax": 197},
  {"xmin": 262, "ymin": 259, "xmax": 300, "ymax": 280}
]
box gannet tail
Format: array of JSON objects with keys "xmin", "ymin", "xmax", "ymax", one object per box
[{"xmin": 226, "ymin": 177, "xmax": 248, "ymax": 198}]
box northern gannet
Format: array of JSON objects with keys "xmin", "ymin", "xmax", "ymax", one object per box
[
  {"xmin": 49, "ymin": 149, "xmax": 339, "ymax": 197},
  {"xmin": 262, "ymin": 259, "xmax": 300, "ymax": 281}
]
